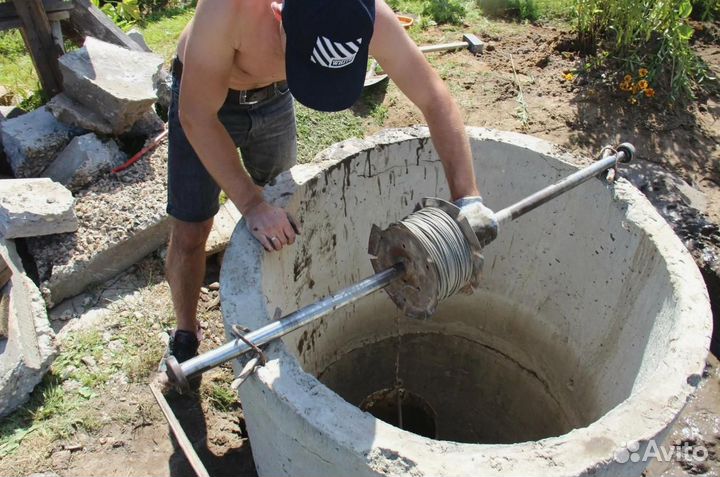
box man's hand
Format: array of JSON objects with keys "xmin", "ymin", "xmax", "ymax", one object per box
[
  {"xmin": 454, "ymin": 196, "xmax": 498, "ymax": 247},
  {"xmin": 244, "ymin": 201, "xmax": 301, "ymax": 252}
]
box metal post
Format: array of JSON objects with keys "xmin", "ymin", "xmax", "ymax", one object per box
[
  {"xmin": 167, "ymin": 264, "xmax": 405, "ymax": 387},
  {"xmin": 495, "ymin": 144, "xmax": 634, "ymax": 226}
]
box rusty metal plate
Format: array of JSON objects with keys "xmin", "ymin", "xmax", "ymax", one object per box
[{"xmin": 368, "ymin": 222, "xmax": 440, "ymax": 319}]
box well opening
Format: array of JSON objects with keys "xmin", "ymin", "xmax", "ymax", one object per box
[{"xmin": 310, "ymin": 293, "xmax": 588, "ymax": 444}]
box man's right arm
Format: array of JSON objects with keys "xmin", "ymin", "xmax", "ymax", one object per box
[{"xmin": 178, "ymin": 0, "xmax": 296, "ymax": 251}]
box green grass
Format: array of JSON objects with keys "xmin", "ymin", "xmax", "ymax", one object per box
[
  {"xmin": 0, "ymin": 272, "xmax": 175, "ymax": 466},
  {"xmin": 0, "ymin": 31, "xmax": 41, "ymax": 103},
  {"xmin": 139, "ymin": 7, "xmax": 195, "ymax": 63},
  {"xmin": 295, "ymin": 103, "xmax": 366, "ymax": 163}
]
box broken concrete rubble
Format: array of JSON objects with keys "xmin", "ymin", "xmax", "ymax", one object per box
[
  {"xmin": 0, "ymin": 178, "xmax": 78, "ymax": 239},
  {"xmin": 0, "ymin": 106, "xmax": 81, "ymax": 178},
  {"xmin": 47, "ymin": 93, "xmax": 114, "ymax": 136},
  {"xmin": 28, "ymin": 143, "xmax": 170, "ymax": 307},
  {"xmin": 58, "ymin": 37, "xmax": 163, "ymax": 135},
  {"xmin": 0, "ymin": 238, "xmax": 57, "ymax": 417},
  {"xmin": 43, "ymin": 133, "xmax": 125, "ymax": 192},
  {"xmin": 154, "ymin": 69, "xmax": 173, "ymax": 112},
  {"xmin": 128, "ymin": 109, "xmax": 165, "ymax": 138},
  {"xmin": 127, "ymin": 28, "xmax": 152, "ymax": 52}
]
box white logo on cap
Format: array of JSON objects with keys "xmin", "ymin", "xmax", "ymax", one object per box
[{"xmin": 311, "ymin": 36, "xmax": 362, "ymax": 69}]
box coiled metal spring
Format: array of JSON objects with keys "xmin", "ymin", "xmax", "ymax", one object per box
[{"xmin": 401, "ymin": 207, "xmax": 473, "ymax": 302}]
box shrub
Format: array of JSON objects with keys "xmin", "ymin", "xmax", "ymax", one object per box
[
  {"xmin": 476, "ymin": 0, "xmax": 539, "ymax": 20},
  {"xmin": 422, "ymin": 0, "xmax": 467, "ymax": 24},
  {"xmin": 575, "ymin": 0, "xmax": 710, "ymax": 100},
  {"xmin": 692, "ymin": 0, "xmax": 720, "ymax": 19}
]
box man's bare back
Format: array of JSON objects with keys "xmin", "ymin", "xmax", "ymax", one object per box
[{"xmin": 176, "ymin": 0, "xmax": 286, "ymax": 91}]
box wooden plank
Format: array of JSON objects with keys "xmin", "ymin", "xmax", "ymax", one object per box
[
  {"xmin": 0, "ymin": 0, "xmax": 73, "ymax": 20},
  {"xmin": 0, "ymin": 11, "xmax": 68, "ymax": 32},
  {"xmin": 12, "ymin": 0, "xmax": 63, "ymax": 95},
  {"xmin": 69, "ymin": 0, "xmax": 145, "ymax": 51},
  {"xmin": 0, "ymin": 255, "xmax": 10, "ymax": 290}
]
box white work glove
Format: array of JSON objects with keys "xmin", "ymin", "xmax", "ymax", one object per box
[{"xmin": 454, "ymin": 196, "xmax": 498, "ymax": 247}]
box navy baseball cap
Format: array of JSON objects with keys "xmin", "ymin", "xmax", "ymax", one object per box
[{"xmin": 282, "ymin": 0, "xmax": 375, "ymax": 112}]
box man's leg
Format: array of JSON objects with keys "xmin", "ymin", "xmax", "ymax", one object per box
[
  {"xmin": 165, "ymin": 63, "xmax": 223, "ymax": 361},
  {"xmin": 166, "ymin": 218, "xmax": 213, "ymax": 334}
]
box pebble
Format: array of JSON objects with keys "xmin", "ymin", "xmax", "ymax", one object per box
[
  {"xmin": 81, "ymin": 355, "xmax": 97, "ymax": 368},
  {"xmin": 208, "ymin": 282, "xmax": 220, "ymax": 290}
]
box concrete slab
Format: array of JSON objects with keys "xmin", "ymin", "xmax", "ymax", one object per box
[
  {"xmin": 0, "ymin": 238, "xmax": 57, "ymax": 417},
  {"xmin": 43, "ymin": 133, "xmax": 125, "ymax": 192},
  {"xmin": 58, "ymin": 37, "xmax": 163, "ymax": 135},
  {"xmin": 206, "ymin": 202, "xmax": 241, "ymax": 256},
  {"xmin": 0, "ymin": 106, "xmax": 82, "ymax": 178},
  {"xmin": 47, "ymin": 93, "xmax": 114, "ymax": 136},
  {"xmin": 220, "ymin": 128, "xmax": 712, "ymax": 477},
  {"xmin": 27, "ymin": 143, "xmax": 170, "ymax": 307},
  {"xmin": 0, "ymin": 178, "xmax": 78, "ymax": 239}
]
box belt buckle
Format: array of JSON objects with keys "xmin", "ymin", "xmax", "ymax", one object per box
[{"xmin": 238, "ymin": 89, "xmax": 259, "ymax": 106}]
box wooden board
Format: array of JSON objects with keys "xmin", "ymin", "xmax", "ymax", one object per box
[
  {"xmin": 0, "ymin": 11, "xmax": 68, "ymax": 32},
  {"xmin": 12, "ymin": 0, "xmax": 63, "ymax": 95},
  {"xmin": 0, "ymin": 0, "xmax": 73, "ymax": 21},
  {"xmin": 0, "ymin": 255, "xmax": 10, "ymax": 290},
  {"xmin": 0, "ymin": 290, "xmax": 8, "ymax": 340},
  {"xmin": 69, "ymin": 0, "xmax": 145, "ymax": 52}
]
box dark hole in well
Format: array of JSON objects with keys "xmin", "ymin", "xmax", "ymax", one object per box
[{"xmin": 360, "ymin": 387, "xmax": 437, "ymax": 439}]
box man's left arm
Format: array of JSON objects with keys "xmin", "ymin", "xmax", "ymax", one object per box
[{"xmin": 369, "ymin": 0, "xmax": 479, "ymax": 200}]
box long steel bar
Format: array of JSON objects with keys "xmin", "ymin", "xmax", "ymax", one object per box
[
  {"xmin": 495, "ymin": 150, "xmax": 629, "ymax": 226},
  {"xmin": 167, "ymin": 145, "xmax": 633, "ymax": 387},
  {"xmin": 174, "ymin": 264, "xmax": 404, "ymax": 381}
]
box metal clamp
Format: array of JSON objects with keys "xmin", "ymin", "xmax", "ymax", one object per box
[{"xmin": 229, "ymin": 324, "xmax": 267, "ymax": 389}]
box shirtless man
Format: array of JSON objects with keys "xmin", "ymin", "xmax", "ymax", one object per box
[{"xmin": 166, "ymin": 0, "xmax": 496, "ymax": 362}]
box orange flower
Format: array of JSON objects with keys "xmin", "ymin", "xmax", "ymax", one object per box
[
  {"xmin": 644, "ymin": 87, "xmax": 655, "ymax": 97},
  {"xmin": 638, "ymin": 80, "xmax": 649, "ymax": 90},
  {"xmin": 632, "ymin": 83, "xmax": 641, "ymax": 95},
  {"xmin": 639, "ymin": 68, "xmax": 648, "ymax": 78},
  {"xmin": 624, "ymin": 74, "xmax": 633, "ymax": 82},
  {"xmin": 619, "ymin": 81, "xmax": 632, "ymax": 91}
]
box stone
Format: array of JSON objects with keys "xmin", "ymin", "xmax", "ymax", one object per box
[
  {"xmin": 43, "ymin": 133, "xmax": 125, "ymax": 192},
  {"xmin": 0, "ymin": 238, "xmax": 57, "ymax": 417},
  {"xmin": 0, "ymin": 85, "xmax": 14, "ymax": 106},
  {"xmin": 0, "ymin": 106, "xmax": 23, "ymax": 121},
  {"xmin": 58, "ymin": 37, "xmax": 164, "ymax": 135},
  {"xmin": 0, "ymin": 178, "xmax": 78, "ymax": 239},
  {"xmin": 127, "ymin": 28, "xmax": 152, "ymax": 52},
  {"xmin": 47, "ymin": 93, "xmax": 114, "ymax": 135},
  {"xmin": 154, "ymin": 68, "xmax": 173, "ymax": 112},
  {"xmin": 127, "ymin": 109, "xmax": 165, "ymax": 138},
  {"xmin": 0, "ymin": 106, "xmax": 81, "ymax": 178}
]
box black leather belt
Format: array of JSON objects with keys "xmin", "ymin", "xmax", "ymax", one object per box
[{"xmin": 171, "ymin": 57, "xmax": 288, "ymax": 106}]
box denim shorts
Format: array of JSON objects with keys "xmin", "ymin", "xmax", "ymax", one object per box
[{"xmin": 166, "ymin": 66, "xmax": 297, "ymax": 223}]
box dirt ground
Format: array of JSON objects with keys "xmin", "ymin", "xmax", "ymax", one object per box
[{"xmin": 3, "ymin": 18, "xmax": 720, "ymax": 477}]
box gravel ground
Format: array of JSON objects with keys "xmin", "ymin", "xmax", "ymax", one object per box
[{"xmin": 27, "ymin": 142, "xmax": 168, "ymax": 300}]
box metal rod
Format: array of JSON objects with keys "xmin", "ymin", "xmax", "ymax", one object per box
[
  {"xmin": 175, "ymin": 264, "xmax": 405, "ymax": 381},
  {"xmin": 495, "ymin": 150, "xmax": 628, "ymax": 226}
]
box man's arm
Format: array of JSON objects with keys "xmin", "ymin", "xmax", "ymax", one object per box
[
  {"xmin": 179, "ymin": 0, "xmax": 296, "ymax": 251},
  {"xmin": 369, "ymin": 0, "xmax": 480, "ymax": 200}
]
